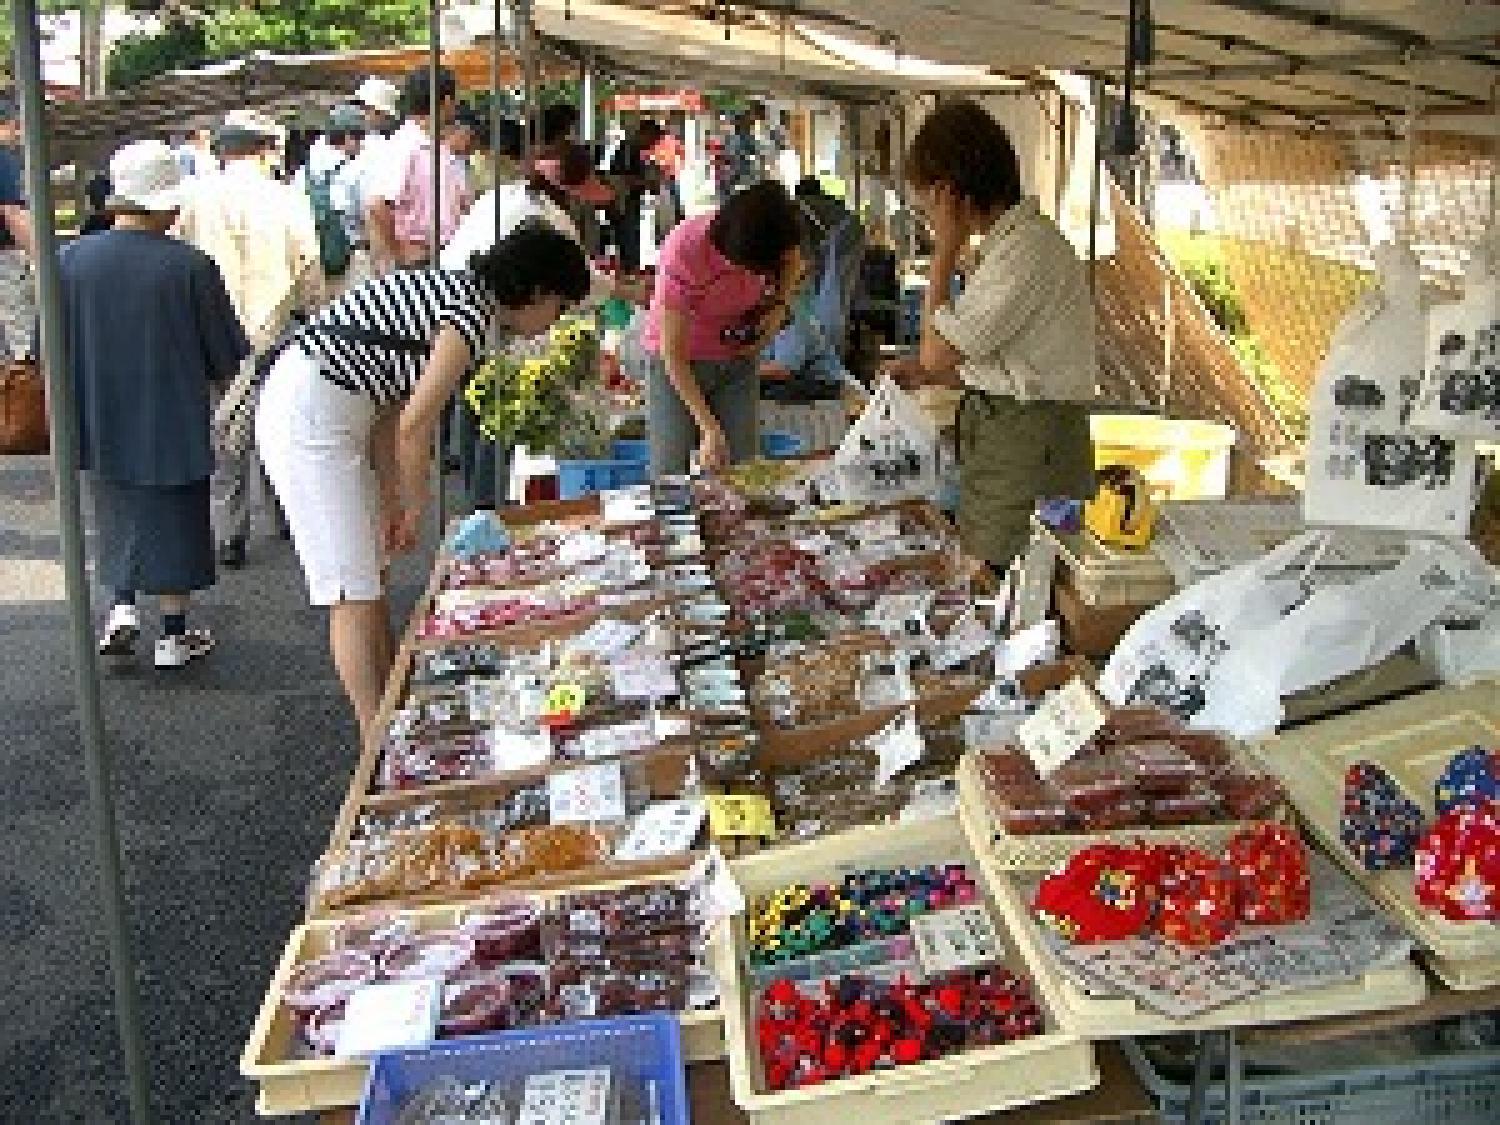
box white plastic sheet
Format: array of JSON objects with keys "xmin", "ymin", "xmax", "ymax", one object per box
[
  {"xmin": 1410, "ymin": 230, "xmax": 1500, "ymax": 441},
  {"xmin": 834, "ymin": 373, "xmax": 942, "ymax": 505}
]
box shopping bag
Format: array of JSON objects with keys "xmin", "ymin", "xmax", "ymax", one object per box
[
  {"xmin": 1100, "ymin": 531, "xmax": 1480, "ymax": 738},
  {"xmin": 833, "ymin": 373, "xmax": 941, "ymax": 505},
  {"xmin": 1410, "ymin": 231, "xmax": 1500, "ymax": 441},
  {"xmin": 0, "ymin": 359, "xmax": 47, "ymax": 455},
  {"xmin": 1303, "ymin": 242, "xmax": 1477, "ymax": 536}
]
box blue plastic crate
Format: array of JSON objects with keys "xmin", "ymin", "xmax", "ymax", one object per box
[
  {"xmin": 1123, "ymin": 1038, "xmax": 1500, "ymax": 1125},
  {"xmin": 611, "ymin": 439, "xmax": 651, "ymax": 465},
  {"xmin": 358, "ymin": 1015, "xmax": 688, "ymax": 1125},
  {"xmin": 760, "ymin": 431, "xmax": 805, "ymax": 459},
  {"xmin": 556, "ymin": 458, "xmax": 649, "ymax": 500}
]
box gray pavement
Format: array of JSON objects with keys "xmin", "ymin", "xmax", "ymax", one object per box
[{"xmin": 0, "ymin": 454, "xmax": 432, "ymax": 1123}]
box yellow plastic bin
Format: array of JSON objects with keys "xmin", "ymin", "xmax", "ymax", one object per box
[{"xmin": 1089, "ymin": 414, "xmax": 1236, "ymax": 500}]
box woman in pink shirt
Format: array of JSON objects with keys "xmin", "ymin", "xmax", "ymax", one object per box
[{"xmin": 643, "ymin": 182, "xmax": 805, "ymax": 474}]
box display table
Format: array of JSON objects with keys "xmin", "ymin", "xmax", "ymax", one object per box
[{"xmin": 316, "ymin": 1042, "xmax": 1157, "ymax": 1125}]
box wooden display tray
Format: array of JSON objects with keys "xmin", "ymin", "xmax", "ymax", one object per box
[{"xmin": 1254, "ymin": 683, "xmax": 1500, "ymax": 977}]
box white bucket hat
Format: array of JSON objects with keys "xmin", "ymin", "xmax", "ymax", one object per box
[
  {"xmin": 354, "ymin": 76, "xmax": 401, "ymax": 120},
  {"xmin": 106, "ymin": 140, "xmax": 183, "ymax": 213}
]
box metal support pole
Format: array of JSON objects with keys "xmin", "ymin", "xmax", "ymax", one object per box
[
  {"xmin": 582, "ymin": 51, "xmax": 598, "ymax": 145},
  {"xmin": 12, "ymin": 3, "xmax": 152, "ymax": 1122},
  {"xmin": 849, "ymin": 105, "xmax": 862, "ymax": 217},
  {"xmin": 429, "ymin": 0, "xmax": 447, "ymax": 536},
  {"xmin": 1087, "ymin": 77, "xmax": 1104, "ymax": 295},
  {"xmin": 492, "ymin": 0, "xmax": 508, "ymax": 508},
  {"xmin": 1186, "ymin": 1031, "xmax": 1214, "ymax": 1125},
  {"xmin": 518, "ymin": 0, "xmax": 538, "ymax": 160}
]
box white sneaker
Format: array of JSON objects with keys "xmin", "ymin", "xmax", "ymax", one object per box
[
  {"xmin": 154, "ymin": 629, "xmax": 214, "ymax": 669},
  {"xmin": 98, "ymin": 604, "xmax": 140, "ymax": 657}
]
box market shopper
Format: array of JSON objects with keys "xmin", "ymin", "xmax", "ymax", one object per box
[
  {"xmin": 62, "ymin": 141, "xmax": 250, "ymax": 667},
  {"xmin": 886, "ymin": 99, "xmax": 1098, "ymax": 566},
  {"xmin": 606, "ymin": 117, "xmax": 666, "ymax": 272},
  {"xmin": 177, "ymin": 110, "xmax": 323, "ymax": 569},
  {"xmin": 0, "ymin": 97, "xmax": 34, "ymax": 363},
  {"xmin": 256, "ymin": 219, "xmax": 589, "ymax": 742},
  {"xmin": 642, "ymin": 180, "xmax": 806, "ymax": 476}
]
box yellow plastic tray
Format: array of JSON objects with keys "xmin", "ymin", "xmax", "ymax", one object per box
[
  {"xmin": 242, "ymin": 895, "xmax": 725, "ymax": 1117},
  {"xmin": 1254, "ymin": 683, "xmax": 1500, "ymax": 966},
  {"xmin": 716, "ymin": 815, "xmax": 1098, "ymax": 1125},
  {"xmin": 957, "ymin": 795, "xmax": 1429, "ymax": 1037},
  {"xmin": 1424, "ymin": 950, "xmax": 1500, "ymax": 992},
  {"xmin": 955, "ymin": 753, "xmax": 1274, "ymax": 870}
]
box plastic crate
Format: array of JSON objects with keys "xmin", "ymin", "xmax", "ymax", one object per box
[
  {"xmin": 759, "ymin": 431, "xmax": 805, "ymax": 459},
  {"xmin": 1122, "ymin": 1036, "xmax": 1500, "ymax": 1125},
  {"xmin": 556, "ymin": 459, "xmax": 650, "ymax": 500},
  {"xmin": 611, "ymin": 439, "xmax": 651, "ymax": 465},
  {"xmin": 357, "ymin": 1014, "xmax": 689, "ymax": 1125}
]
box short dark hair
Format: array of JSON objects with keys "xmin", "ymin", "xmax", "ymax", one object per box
[
  {"xmin": 494, "ymin": 116, "xmax": 524, "ymax": 159},
  {"xmin": 470, "ymin": 218, "xmax": 590, "ymax": 309},
  {"xmin": 215, "ymin": 133, "xmax": 272, "ymax": 160},
  {"xmin": 401, "ymin": 66, "xmax": 457, "ymax": 117},
  {"xmin": 905, "ymin": 99, "xmax": 1022, "ymax": 212},
  {"xmin": 541, "ymin": 103, "xmax": 580, "ymax": 145},
  {"xmin": 634, "ymin": 118, "xmax": 665, "ymax": 147},
  {"xmin": 794, "ymin": 176, "xmax": 824, "ymax": 199},
  {"xmin": 709, "ymin": 181, "xmax": 801, "ymax": 275}
]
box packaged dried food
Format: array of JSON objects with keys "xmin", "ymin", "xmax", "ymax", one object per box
[
  {"xmin": 1098, "ymin": 705, "xmax": 1182, "ymax": 746},
  {"xmin": 1073, "ymin": 798, "xmax": 1148, "ymax": 831},
  {"xmin": 1212, "ymin": 767, "xmax": 1285, "ymax": 820},
  {"xmin": 301, "ymin": 1003, "xmax": 346, "ymax": 1057},
  {"xmin": 1116, "ymin": 740, "xmax": 1203, "ymax": 795},
  {"xmin": 282, "ymin": 950, "xmax": 378, "ymax": 1015},
  {"xmin": 979, "ymin": 747, "xmax": 1041, "ymax": 789},
  {"xmin": 437, "ymin": 972, "xmax": 514, "ymax": 1038},
  {"xmin": 380, "ymin": 930, "xmax": 477, "ymax": 981},
  {"xmin": 987, "ymin": 779, "xmax": 1074, "ymax": 835},
  {"xmin": 330, "ymin": 911, "xmax": 414, "ymax": 957},
  {"xmin": 460, "ymin": 902, "xmax": 542, "ymax": 964},
  {"xmin": 1052, "ymin": 758, "xmax": 1135, "ymax": 813},
  {"xmin": 548, "ymin": 964, "xmax": 689, "ymax": 1020},
  {"xmin": 1147, "ymin": 785, "xmax": 1224, "ymax": 826},
  {"xmin": 545, "ymin": 885, "xmax": 695, "ymax": 941},
  {"xmin": 1174, "ymin": 730, "xmax": 1234, "ymax": 771}
]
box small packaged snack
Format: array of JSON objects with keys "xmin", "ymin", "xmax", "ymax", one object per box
[
  {"xmin": 544, "ymin": 884, "xmax": 695, "ymax": 942},
  {"xmin": 1173, "ymin": 730, "xmax": 1235, "ymax": 772},
  {"xmin": 1116, "ymin": 740, "xmax": 1202, "ymax": 795},
  {"xmin": 978, "ymin": 747, "xmax": 1042, "ymax": 789},
  {"xmin": 987, "ymin": 779, "xmax": 1074, "ymax": 835},
  {"xmin": 549, "ymin": 964, "xmax": 690, "ymax": 1020},
  {"xmin": 1052, "ymin": 757, "xmax": 1135, "ymax": 814},
  {"xmin": 1147, "ymin": 784, "xmax": 1223, "ymax": 827},
  {"xmin": 437, "ymin": 972, "xmax": 515, "ymax": 1038},
  {"xmin": 1098, "ymin": 705, "xmax": 1182, "ymax": 746},
  {"xmin": 1074, "ymin": 798, "xmax": 1148, "ymax": 831},
  {"xmin": 282, "ymin": 950, "xmax": 378, "ymax": 1016},
  {"xmin": 1212, "ymin": 767, "xmax": 1285, "ymax": 820},
  {"xmin": 460, "ymin": 902, "xmax": 543, "ymax": 964},
  {"xmin": 380, "ymin": 930, "xmax": 477, "ymax": 982}
]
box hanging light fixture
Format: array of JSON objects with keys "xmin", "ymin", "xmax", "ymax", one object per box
[{"xmin": 1114, "ymin": 0, "xmax": 1152, "ymax": 156}]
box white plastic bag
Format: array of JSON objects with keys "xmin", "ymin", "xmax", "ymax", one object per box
[
  {"xmin": 1303, "ymin": 243, "xmax": 1477, "ymax": 536},
  {"xmin": 1410, "ymin": 232, "xmax": 1500, "ymax": 441},
  {"xmin": 834, "ymin": 373, "xmax": 942, "ymax": 505},
  {"xmin": 1100, "ymin": 531, "xmax": 1481, "ymax": 738}
]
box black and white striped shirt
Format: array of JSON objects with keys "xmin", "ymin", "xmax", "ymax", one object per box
[{"xmin": 294, "ymin": 269, "xmax": 495, "ymax": 406}]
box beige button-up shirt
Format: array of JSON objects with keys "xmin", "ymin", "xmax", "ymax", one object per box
[
  {"xmin": 176, "ymin": 158, "xmax": 321, "ymax": 348},
  {"xmin": 932, "ymin": 196, "xmax": 1099, "ymax": 404}
]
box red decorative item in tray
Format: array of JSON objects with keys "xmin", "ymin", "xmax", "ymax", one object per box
[
  {"xmin": 1227, "ymin": 823, "xmax": 1311, "ymax": 926},
  {"xmin": 1032, "ymin": 844, "xmax": 1162, "ymax": 943},
  {"xmin": 1158, "ymin": 847, "xmax": 1237, "ymax": 946},
  {"xmin": 1415, "ymin": 805, "xmax": 1500, "ymax": 921}
]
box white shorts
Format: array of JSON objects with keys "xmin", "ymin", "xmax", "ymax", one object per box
[{"xmin": 256, "ymin": 345, "xmax": 384, "ymax": 606}]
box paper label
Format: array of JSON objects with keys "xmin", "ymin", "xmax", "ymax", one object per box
[
  {"xmin": 572, "ymin": 718, "xmax": 657, "ymax": 761},
  {"xmin": 871, "ymin": 707, "xmax": 925, "ymax": 787},
  {"xmin": 332, "ymin": 980, "xmax": 440, "ymax": 1058},
  {"xmin": 690, "ymin": 845, "xmax": 748, "ymax": 930},
  {"xmin": 1017, "ymin": 677, "xmax": 1108, "ymax": 776},
  {"xmin": 566, "ymin": 617, "xmax": 644, "ymax": 660},
  {"xmin": 970, "ymin": 675, "xmax": 1026, "ymax": 714},
  {"xmin": 998, "ymin": 619, "xmax": 1060, "ymax": 674},
  {"xmin": 600, "ymin": 484, "xmax": 655, "ymax": 525},
  {"xmin": 931, "ymin": 606, "xmax": 993, "ymax": 671},
  {"xmin": 911, "ymin": 906, "xmax": 1003, "ymax": 973},
  {"xmin": 489, "ymin": 726, "xmax": 553, "ymax": 772},
  {"xmin": 867, "ymin": 591, "xmax": 936, "ymax": 644},
  {"xmin": 1011, "ymin": 533, "xmax": 1057, "ymax": 634},
  {"xmin": 557, "ymin": 529, "xmax": 610, "ymax": 566},
  {"xmin": 546, "ymin": 682, "xmax": 587, "ymax": 717},
  {"xmin": 614, "ymin": 799, "xmax": 708, "ymax": 860},
  {"xmin": 548, "ymin": 760, "xmax": 628, "ymax": 824},
  {"xmin": 610, "ymin": 653, "xmax": 679, "ymax": 701},
  {"xmin": 793, "ymin": 530, "xmax": 838, "ymax": 557},
  {"xmin": 518, "ymin": 1067, "xmax": 612, "ymax": 1125},
  {"xmin": 706, "ymin": 794, "xmax": 776, "ymax": 839},
  {"xmin": 653, "ymin": 713, "xmax": 694, "ymax": 739}
]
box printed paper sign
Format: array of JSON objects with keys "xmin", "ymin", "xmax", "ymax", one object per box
[
  {"xmin": 998, "ymin": 619, "xmax": 1060, "ymax": 674},
  {"xmin": 518, "ymin": 1068, "xmax": 613, "ymax": 1125},
  {"xmin": 706, "ymin": 794, "xmax": 776, "ymax": 839},
  {"xmin": 614, "ymin": 799, "xmax": 708, "ymax": 861},
  {"xmin": 333, "ymin": 980, "xmax": 441, "ymax": 1058},
  {"xmin": 1017, "ymin": 677, "xmax": 1108, "ymax": 776},
  {"xmin": 870, "ymin": 707, "xmax": 925, "ymax": 787},
  {"xmin": 610, "ymin": 654, "xmax": 679, "ymax": 701},
  {"xmin": 600, "ymin": 485, "xmax": 655, "ymax": 525},
  {"xmin": 566, "ymin": 617, "xmax": 642, "ymax": 659},
  {"xmin": 548, "ymin": 760, "xmax": 627, "ymax": 824},
  {"xmin": 557, "ymin": 529, "xmax": 610, "ymax": 566},
  {"xmin": 489, "ymin": 726, "xmax": 553, "ymax": 772},
  {"xmin": 912, "ymin": 906, "xmax": 1003, "ymax": 973},
  {"xmin": 931, "ymin": 606, "xmax": 993, "ymax": 671}
]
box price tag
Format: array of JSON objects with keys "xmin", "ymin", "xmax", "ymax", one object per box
[
  {"xmin": 931, "ymin": 606, "xmax": 993, "ymax": 671},
  {"xmin": 600, "ymin": 485, "xmax": 655, "ymax": 525},
  {"xmin": 911, "ymin": 906, "xmax": 1003, "ymax": 974},
  {"xmin": 793, "ymin": 530, "xmax": 838, "ymax": 557},
  {"xmin": 546, "ymin": 682, "xmax": 587, "ymax": 717},
  {"xmin": 614, "ymin": 799, "xmax": 708, "ymax": 860},
  {"xmin": 333, "ymin": 980, "xmax": 441, "ymax": 1058},
  {"xmin": 706, "ymin": 794, "xmax": 776, "ymax": 839},
  {"xmin": 518, "ymin": 1068, "xmax": 613, "ymax": 1125},
  {"xmin": 557, "ymin": 529, "xmax": 610, "ymax": 566},
  {"xmin": 572, "ymin": 718, "xmax": 657, "ymax": 761},
  {"xmin": 548, "ymin": 760, "xmax": 628, "ymax": 824},
  {"xmin": 1017, "ymin": 677, "xmax": 1109, "ymax": 776},
  {"xmin": 489, "ymin": 726, "xmax": 553, "ymax": 772},
  {"xmin": 998, "ymin": 619, "xmax": 1060, "ymax": 674},
  {"xmin": 610, "ymin": 653, "xmax": 679, "ymax": 701},
  {"xmin": 690, "ymin": 845, "xmax": 748, "ymax": 928},
  {"xmin": 565, "ymin": 616, "xmax": 643, "ymax": 660},
  {"xmin": 867, "ymin": 591, "xmax": 936, "ymax": 643},
  {"xmin": 653, "ymin": 713, "xmax": 694, "ymax": 739},
  {"xmin": 870, "ymin": 707, "xmax": 925, "ymax": 787}
]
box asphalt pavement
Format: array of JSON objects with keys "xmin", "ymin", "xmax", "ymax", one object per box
[{"xmin": 0, "ymin": 453, "xmax": 434, "ymax": 1123}]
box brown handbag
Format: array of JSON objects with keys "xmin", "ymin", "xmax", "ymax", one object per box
[{"xmin": 0, "ymin": 359, "xmax": 48, "ymax": 454}]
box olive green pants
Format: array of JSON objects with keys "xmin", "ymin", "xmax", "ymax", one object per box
[{"xmin": 957, "ymin": 391, "xmax": 1095, "ymax": 566}]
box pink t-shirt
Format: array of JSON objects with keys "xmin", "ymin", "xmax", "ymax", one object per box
[{"xmin": 643, "ymin": 214, "xmax": 774, "ymax": 361}]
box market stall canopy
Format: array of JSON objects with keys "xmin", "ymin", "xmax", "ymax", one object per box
[
  {"xmin": 43, "ymin": 44, "xmax": 569, "ymax": 168},
  {"xmin": 721, "ymin": 0, "xmax": 1498, "ymax": 126}
]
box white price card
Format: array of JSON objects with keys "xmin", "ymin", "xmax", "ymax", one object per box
[
  {"xmin": 548, "ymin": 760, "xmax": 628, "ymax": 824},
  {"xmin": 333, "ymin": 980, "xmax": 441, "ymax": 1058},
  {"xmin": 614, "ymin": 799, "xmax": 708, "ymax": 860},
  {"xmin": 518, "ymin": 1068, "xmax": 613, "ymax": 1125},
  {"xmin": 870, "ymin": 706, "xmax": 925, "ymax": 787},
  {"xmin": 998, "ymin": 619, "xmax": 1060, "ymax": 674},
  {"xmin": 572, "ymin": 718, "xmax": 657, "ymax": 761},
  {"xmin": 690, "ymin": 845, "xmax": 747, "ymax": 933},
  {"xmin": 565, "ymin": 616, "xmax": 643, "ymax": 659},
  {"xmin": 1017, "ymin": 676, "xmax": 1109, "ymax": 776},
  {"xmin": 489, "ymin": 726, "xmax": 553, "ymax": 772},
  {"xmin": 610, "ymin": 653, "xmax": 679, "ymax": 701},
  {"xmin": 868, "ymin": 591, "xmax": 936, "ymax": 642},
  {"xmin": 911, "ymin": 906, "xmax": 1003, "ymax": 974},
  {"xmin": 600, "ymin": 484, "xmax": 655, "ymax": 525},
  {"xmin": 557, "ymin": 529, "xmax": 610, "ymax": 566},
  {"xmin": 931, "ymin": 606, "xmax": 993, "ymax": 671}
]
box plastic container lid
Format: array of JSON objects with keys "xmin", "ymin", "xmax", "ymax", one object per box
[
  {"xmin": 380, "ymin": 931, "xmax": 477, "ymax": 982},
  {"xmin": 283, "ymin": 950, "xmax": 379, "ymax": 1015}
]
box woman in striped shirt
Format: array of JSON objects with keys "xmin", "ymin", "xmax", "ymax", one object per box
[{"xmin": 257, "ymin": 219, "xmax": 589, "ymax": 741}]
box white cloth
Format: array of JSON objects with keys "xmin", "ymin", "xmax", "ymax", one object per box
[
  {"xmin": 442, "ymin": 182, "xmax": 611, "ymax": 306},
  {"xmin": 365, "ymin": 120, "xmax": 426, "ymax": 205},
  {"xmin": 931, "ymin": 197, "xmax": 1098, "ymax": 404},
  {"xmin": 256, "ymin": 345, "xmax": 383, "ymax": 606},
  {"xmin": 175, "ymin": 159, "xmax": 320, "ymax": 346},
  {"xmin": 305, "ymin": 137, "xmax": 343, "ymax": 183}
]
